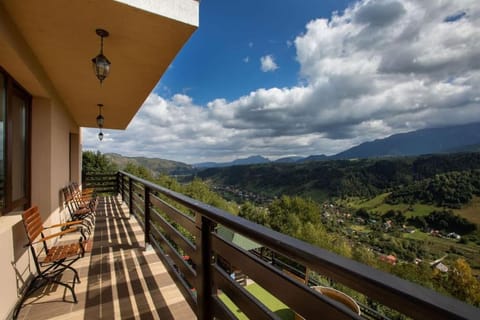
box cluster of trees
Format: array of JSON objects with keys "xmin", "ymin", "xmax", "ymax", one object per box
[
  {"xmin": 357, "ymin": 207, "xmax": 477, "ymax": 235},
  {"xmin": 388, "ymin": 258, "xmax": 480, "ymax": 307},
  {"xmin": 387, "ymin": 170, "xmax": 480, "ymax": 208},
  {"xmin": 122, "ymin": 161, "xmax": 238, "ymax": 214},
  {"xmin": 409, "ymin": 210, "xmax": 477, "ymax": 235},
  {"xmin": 82, "ymin": 151, "xmax": 237, "ymax": 214},
  {"xmin": 82, "ymin": 150, "xmax": 118, "ymax": 173},
  {"xmin": 240, "ymin": 196, "xmax": 351, "ymax": 257}
]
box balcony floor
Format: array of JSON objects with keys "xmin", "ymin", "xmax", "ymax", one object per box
[{"xmin": 16, "ymin": 196, "xmax": 196, "ymax": 320}]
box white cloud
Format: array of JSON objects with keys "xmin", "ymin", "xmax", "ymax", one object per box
[
  {"xmin": 84, "ymin": 0, "xmax": 480, "ymax": 163},
  {"xmin": 260, "ymin": 55, "xmax": 279, "ymax": 72},
  {"xmin": 243, "ymin": 56, "xmax": 250, "ymax": 63}
]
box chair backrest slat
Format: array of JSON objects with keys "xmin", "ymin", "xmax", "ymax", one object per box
[
  {"xmin": 22, "ymin": 206, "xmax": 44, "ymax": 242},
  {"xmin": 62, "ymin": 187, "xmax": 74, "ymax": 202}
]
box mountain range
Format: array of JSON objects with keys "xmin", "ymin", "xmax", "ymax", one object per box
[
  {"xmin": 194, "ymin": 122, "xmax": 480, "ymax": 168},
  {"xmin": 107, "ymin": 122, "xmax": 480, "ymax": 172}
]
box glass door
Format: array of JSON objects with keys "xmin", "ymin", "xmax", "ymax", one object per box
[
  {"xmin": 0, "ymin": 74, "xmax": 5, "ymax": 209},
  {"xmin": 0, "ymin": 68, "xmax": 31, "ymax": 215},
  {"xmin": 9, "ymin": 86, "xmax": 30, "ymax": 210}
]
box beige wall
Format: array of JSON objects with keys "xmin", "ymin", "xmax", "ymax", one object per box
[
  {"xmin": 49, "ymin": 99, "xmax": 79, "ymax": 217},
  {"xmin": 31, "ymin": 98, "xmax": 52, "ymax": 216},
  {"xmin": 0, "ymin": 213, "xmax": 29, "ymax": 320},
  {"xmin": 31, "ymin": 98, "xmax": 79, "ymax": 220},
  {"xmin": 0, "ymin": 3, "xmax": 83, "ymax": 317},
  {"xmin": 0, "ymin": 96, "xmax": 81, "ymax": 319},
  {"xmin": 70, "ymin": 133, "xmax": 80, "ymax": 183},
  {"xmin": 0, "ymin": 47, "xmax": 81, "ymax": 320}
]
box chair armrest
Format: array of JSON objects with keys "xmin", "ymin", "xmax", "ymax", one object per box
[
  {"xmin": 44, "ymin": 220, "xmax": 83, "ymax": 228},
  {"xmin": 32, "ymin": 228, "xmax": 78, "ymax": 244}
]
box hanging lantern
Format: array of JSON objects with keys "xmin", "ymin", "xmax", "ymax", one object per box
[
  {"xmin": 96, "ymin": 104, "xmax": 104, "ymax": 127},
  {"xmin": 92, "ymin": 29, "xmax": 111, "ymax": 84}
]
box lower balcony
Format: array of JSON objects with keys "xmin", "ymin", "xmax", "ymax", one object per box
[{"xmin": 16, "ymin": 171, "xmax": 480, "ymax": 319}]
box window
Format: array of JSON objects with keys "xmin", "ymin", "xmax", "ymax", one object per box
[{"xmin": 0, "ymin": 68, "xmax": 31, "ymax": 214}]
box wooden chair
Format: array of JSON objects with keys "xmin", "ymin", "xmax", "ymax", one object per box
[
  {"xmin": 69, "ymin": 183, "xmax": 98, "ymax": 214},
  {"xmin": 71, "ymin": 182, "xmax": 98, "ymax": 209},
  {"xmin": 62, "ymin": 187, "xmax": 95, "ymax": 233},
  {"xmin": 15, "ymin": 206, "xmax": 90, "ymax": 317},
  {"xmin": 72, "ymin": 181, "xmax": 96, "ymax": 197}
]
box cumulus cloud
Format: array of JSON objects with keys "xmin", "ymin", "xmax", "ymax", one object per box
[
  {"xmin": 260, "ymin": 55, "xmax": 279, "ymax": 72},
  {"xmin": 84, "ymin": 0, "xmax": 480, "ymax": 163}
]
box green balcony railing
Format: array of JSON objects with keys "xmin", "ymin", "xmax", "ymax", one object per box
[{"xmin": 83, "ymin": 171, "xmax": 479, "ymax": 320}]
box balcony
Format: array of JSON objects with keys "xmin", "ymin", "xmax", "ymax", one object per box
[
  {"xmin": 16, "ymin": 194, "xmax": 195, "ymax": 319},
  {"xmin": 17, "ymin": 171, "xmax": 480, "ymax": 319}
]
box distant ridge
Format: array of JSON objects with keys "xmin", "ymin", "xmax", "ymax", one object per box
[
  {"xmin": 446, "ymin": 143, "xmax": 480, "ymax": 154},
  {"xmin": 299, "ymin": 154, "xmax": 329, "ymax": 163},
  {"xmin": 105, "ymin": 153, "xmax": 193, "ymax": 175},
  {"xmin": 194, "ymin": 155, "xmax": 270, "ymax": 168},
  {"xmin": 332, "ymin": 122, "xmax": 480, "ymax": 159},
  {"xmin": 194, "ymin": 122, "xmax": 480, "ymax": 167},
  {"xmin": 274, "ymin": 156, "xmax": 306, "ymax": 163}
]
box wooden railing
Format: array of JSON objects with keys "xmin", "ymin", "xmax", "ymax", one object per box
[
  {"xmin": 85, "ymin": 171, "xmax": 479, "ymax": 320},
  {"xmin": 83, "ymin": 172, "xmax": 118, "ymax": 194}
]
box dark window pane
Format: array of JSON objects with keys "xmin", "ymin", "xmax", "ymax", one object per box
[
  {"xmin": 11, "ymin": 93, "xmax": 27, "ymax": 202},
  {"xmin": 0, "ymin": 74, "xmax": 4, "ymax": 208}
]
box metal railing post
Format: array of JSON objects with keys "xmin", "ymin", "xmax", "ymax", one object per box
[
  {"xmin": 129, "ymin": 177, "xmax": 133, "ymax": 216},
  {"xmin": 81, "ymin": 171, "xmax": 86, "ymax": 188},
  {"xmin": 116, "ymin": 172, "xmax": 120, "ymax": 195},
  {"xmin": 120, "ymin": 173, "xmax": 125, "ymax": 202},
  {"xmin": 196, "ymin": 214, "xmax": 214, "ymax": 320},
  {"xmin": 144, "ymin": 186, "xmax": 151, "ymax": 250}
]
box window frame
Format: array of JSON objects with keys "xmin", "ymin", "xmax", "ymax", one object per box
[{"xmin": 0, "ymin": 67, "xmax": 32, "ymax": 215}]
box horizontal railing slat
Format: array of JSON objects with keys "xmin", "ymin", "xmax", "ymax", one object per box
[
  {"xmin": 82, "ymin": 172, "xmax": 118, "ymax": 195},
  {"xmin": 150, "ymin": 194, "xmax": 197, "ymax": 236},
  {"xmin": 212, "ymin": 234, "xmax": 359, "ymax": 320},
  {"xmin": 150, "ymin": 224, "xmax": 196, "ymax": 285},
  {"xmin": 150, "ymin": 207, "xmax": 196, "ymax": 259},
  {"xmin": 212, "ymin": 295, "xmax": 237, "ymax": 320},
  {"xmin": 213, "ymin": 265, "xmax": 280, "ymax": 320},
  {"xmin": 149, "ymin": 235, "xmax": 198, "ymax": 314}
]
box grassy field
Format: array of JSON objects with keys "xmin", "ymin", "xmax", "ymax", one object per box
[
  {"xmin": 350, "ymin": 225, "xmax": 370, "ymax": 233},
  {"xmin": 454, "ymin": 196, "xmax": 480, "ymax": 225},
  {"xmin": 218, "ymin": 283, "xmax": 294, "ymax": 320},
  {"xmin": 344, "ymin": 193, "xmax": 441, "ymax": 217},
  {"xmin": 344, "ymin": 193, "xmax": 480, "ymax": 225}
]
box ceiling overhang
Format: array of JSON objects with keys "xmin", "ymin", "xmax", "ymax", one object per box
[{"xmin": 0, "ymin": 0, "xmax": 199, "ymax": 129}]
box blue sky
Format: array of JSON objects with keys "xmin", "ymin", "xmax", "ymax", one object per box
[
  {"xmin": 157, "ymin": 0, "xmax": 352, "ymax": 104},
  {"xmin": 84, "ymin": 0, "xmax": 480, "ymax": 164}
]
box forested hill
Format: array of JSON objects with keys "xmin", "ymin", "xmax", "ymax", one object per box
[
  {"xmin": 105, "ymin": 153, "xmax": 193, "ymax": 175},
  {"xmin": 196, "ymin": 152, "xmax": 480, "ymax": 202}
]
